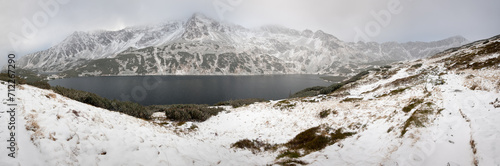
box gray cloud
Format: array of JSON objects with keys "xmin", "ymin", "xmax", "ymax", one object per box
[{"xmin": 1, "ymin": 0, "xmax": 499, "ymax": 67}]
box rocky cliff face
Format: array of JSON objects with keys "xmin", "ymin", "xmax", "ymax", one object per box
[{"xmin": 18, "ymin": 14, "xmax": 469, "ymax": 77}]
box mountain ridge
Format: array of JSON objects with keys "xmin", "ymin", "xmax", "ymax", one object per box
[
  {"xmin": 17, "ymin": 13, "xmax": 469, "ymax": 77},
  {"xmin": 2, "ymin": 34, "xmax": 499, "ymax": 165}
]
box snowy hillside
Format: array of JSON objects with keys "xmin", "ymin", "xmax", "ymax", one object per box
[
  {"xmin": 17, "ymin": 14, "xmax": 468, "ymax": 76},
  {"xmin": 1, "ymin": 35, "xmax": 499, "ymax": 165}
]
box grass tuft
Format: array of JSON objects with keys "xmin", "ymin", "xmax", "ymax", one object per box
[
  {"xmin": 377, "ymin": 87, "xmax": 409, "ymax": 98},
  {"xmin": 411, "ymin": 63, "xmax": 423, "ymax": 68},
  {"xmin": 401, "ymin": 109, "xmax": 434, "ymax": 137},
  {"xmin": 276, "ymin": 150, "xmax": 301, "ymax": 159},
  {"xmin": 275, "ymin": 159, "xmax": 308, "ymax": 166},
  {"xmin": 231, "ymin": 139, "xmax": 278, "ymax": 154},
  {"xmin": 402, "ymin": 99, "xmax": 424, "ymax": 113},
  {"xmin": 319, "ymin": 109, "xmax": 331, "ymax": 118},
  {"xmin": 274, "ymin": 100, "xmax": 296, "ymax": 110},
  {"xmin": 340, "ymin": 97, "xmax": 362, "ymax": 103},
  {"xmin": 286, "ymin": 126, "xmax": 355, "ymax": 153}
]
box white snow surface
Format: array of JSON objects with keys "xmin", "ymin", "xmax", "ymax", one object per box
[{"xmin": 1, "ymin": 40, "xmax": 500, "ymax": 165}]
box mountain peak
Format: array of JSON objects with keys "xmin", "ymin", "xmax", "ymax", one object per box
[
  {"xmin": 190, "ymin": 13, "xmax": 210, "ymax": 19},
  {"xmin": 182, "ymin": 13, "xmax": 223, "ymax": 40},
  {"xmin": 62, "ymin": 31, "xmax": 90, "ymax": 43},
  {"xmin": 186, "ymin": 13, "xmax": 215, "ymax": 25},
  {"xmin": 424, "ymin": 35, "xmax": 469, "ymax": 47},
  {"xmin": 445, "ymin": 35, "xmax": 468, "ymax": 42},
  {"xmin": 17, "ymin": 12, "xmax": 473, "ymax": 75},
  {"xmin": 69, "ymin": 31, "xmax": 87, "ymax": 37}
]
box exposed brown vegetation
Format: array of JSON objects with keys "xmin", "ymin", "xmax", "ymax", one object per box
[
  {"xmin": 439, "ymin": 41, "xmax": 500, "ymax": 70},
  {"xmin": 286, "ymin": 126, "xmax": 355, "ymax": 154},
  {"xmin": 163, "ymin": 104, "xmax": 224, "ymax": 122},
  {"xmin": 275, "ymin": 159, "xmax": 308, "ymax": 166},
  {"xmin": 386, "ymin": 72, "xmax": 425, "ymax": 87},
  {"xmin": 319, "ymin": 109, "xmax": 331, "ymax": 118},
  {"xmin": 215, "ymin": 98, "xmax": 267, "ymax": 108},
  {"xmin": 274, "ymin": 100, "xmax": 296, "ymax": 110},
  {"xmin": 377, "ymin": 87, "xmax": 409, "ymax": 98},
  {"xmin": 402, "ymin": 99, "xmax": 424, "ymax": 113},
  {"xmin": 401, "ymin": 107, "xmax": 434, "ymax": 137},
  {"xmin": 231, "ymin": 139, "xmax": 278, "ymax": 154},
  {"xmin": 45, "ymin": 93, "xmax": 57, "ymax": 99},
  {"xmin": 340, "ymin": 97, "xmax": 363, "ymax": 103}
]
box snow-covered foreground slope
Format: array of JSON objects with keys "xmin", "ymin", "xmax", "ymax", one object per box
[
  {"xmin": 1, "ymin": 37, "xmax": 499, "ymax": 165},
  {"xmin": 0, "ymin": 84, "xmax": 278, "ymax": 165}
]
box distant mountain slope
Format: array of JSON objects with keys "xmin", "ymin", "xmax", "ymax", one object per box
[
  {"xmin": 17, "ymin": 21, "xmax": 184, "ymax": 72},
  {"xmin": 18, "ymin": 13, "xmax": 469, "ymax": 76},
  {"xmin": 2, "ymin": 34, "xmax": 499, "ymax": 165}
]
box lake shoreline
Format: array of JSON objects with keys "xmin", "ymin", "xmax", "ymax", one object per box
[{"xmin": 49, "ymin": 75, "xmax": 334, "ymax": 106}]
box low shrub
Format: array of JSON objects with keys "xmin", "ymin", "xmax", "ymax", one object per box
[
  {"xmin": 388, "ymin": 73, "xmax": 424, "ymax": 87},
  {"xmin": 330, "ymin": 128, "xmax": 356, "ymax": 142},
  {"xmin": 274, "ymin": 100, "xmax": 296, "ymax": 110},
  {"xmin": 401, "ymin": 109, "xmax": 433, "ymax": 137},
  {"xmin": 214, "ymin": 98, "xmax": 267, "ymax": 108},
  {"xmin": 320, "ymin": 70, "xmax": 370, "ymax": 95},
  {"xmin": 231, "ymin": 139, "xmax": 278, "ymax": 154},
  {"xmin": 319, "ymin": 83, "xmax": 344, "ymax": 94},
  {"xmin": 52, "ymin": 86, "xmax": 152, "ymax": 119},
  {"xmin": 0, "ymin": 73, "xmax": 27, "ymax": 84},
  {"xmin": 29, "ymin": 81, "xmax": 51, "ymax": 90},
  {"xmin": 289, "ymin": 86, "xmax": 325, "ymax": 98},
  {"xmin": 275, "ymin": 159, "xmax": 308, "ymax": 166},
  {"xmin": 344, "ymin": 70, "xmax": 370, "ymax": 84},
  {"xmin": 286, "ymin": 126, "xmax": 355, "ymax": 153},
  {"xmin": 276, "ymin": 150, "xmax": 301, "ymax": 159},
  {"xmin": 382, "ymin": 65, "xmax": 392, "ymax": 69},
  {"xmin": 286, "ymin": 126, "xmax": 323, "ymax": 150},
  {"xmin": 289, "ymin": 90, "xmax": 320, "ymax": 98},
  {"xmin": 411, "ymin": 63, "xmax": 423, "ymax": 68},
  {"xmin": 189, "ymin": 124, "xmax": 198, "ymax": 130},
  {"xmin": 319, "ymin": 109, "xmax": 330, "ymax": 118},
  {"xmin": 0, "ymin": 72, "xmax": 50, "ymax": 89},
  {"xmin": 468, "ymin": 57, "xmax": 500, "ymax": 70},
  {"xmin": 377, "ymin": 87, "xmax": 409, "ymax": 98},
  {"xmin": 0, "ymin": 72, "xmax": 49, "ymax": 89},
  {"xmin": 340, "ymin": 97, "xmax": 362, "ymax": 103},
  {"xmin": 290, "ymin": 70, "xmax": 371, "ymax": 97},
  {"xmin": 402, "ymin": 98, "xmax": 424, "ymax": 113},
  {"xmin": 234, "ymin": 125, "xmax": 356, "ymax": 161},
  {"xmin": 439, "ymin": 41, "xmax": 500, "ymax": 70},
  {"xmin": 331, "ymin": 110, "xmax": 338, "ymax": 115},
  {"xmin": 163, "ymin": 104, "xmax": 224, "ymax": 122}
]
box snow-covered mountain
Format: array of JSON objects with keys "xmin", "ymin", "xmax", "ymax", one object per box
[
  {"xmin": 17, "ymin": 20, "xmax": 185, "ymax": 72},
  {"xmin": 2, "ymin": 34, "xmax": 499, "ymax": 165},
  {"xmin": 18, "ymin": 13, "xmax": 469, "ymax": 76}
]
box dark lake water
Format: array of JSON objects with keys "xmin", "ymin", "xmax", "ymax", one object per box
[{"xmin": 49, "ymin": 75, "xmax": 343, "ymax": 106}]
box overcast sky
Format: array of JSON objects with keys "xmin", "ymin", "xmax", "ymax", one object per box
[{"xmin": 1, "ymin": 0, "xmax": 500, "ymax": 67}]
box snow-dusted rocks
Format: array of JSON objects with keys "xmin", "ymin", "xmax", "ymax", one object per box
[
  {"xmin": 2, "ymin": 34, "xmax": 499, "ymax": 165},
  {"xmin": 18, "ymin": 14, "xmax": 469, "ymax": 76}
]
